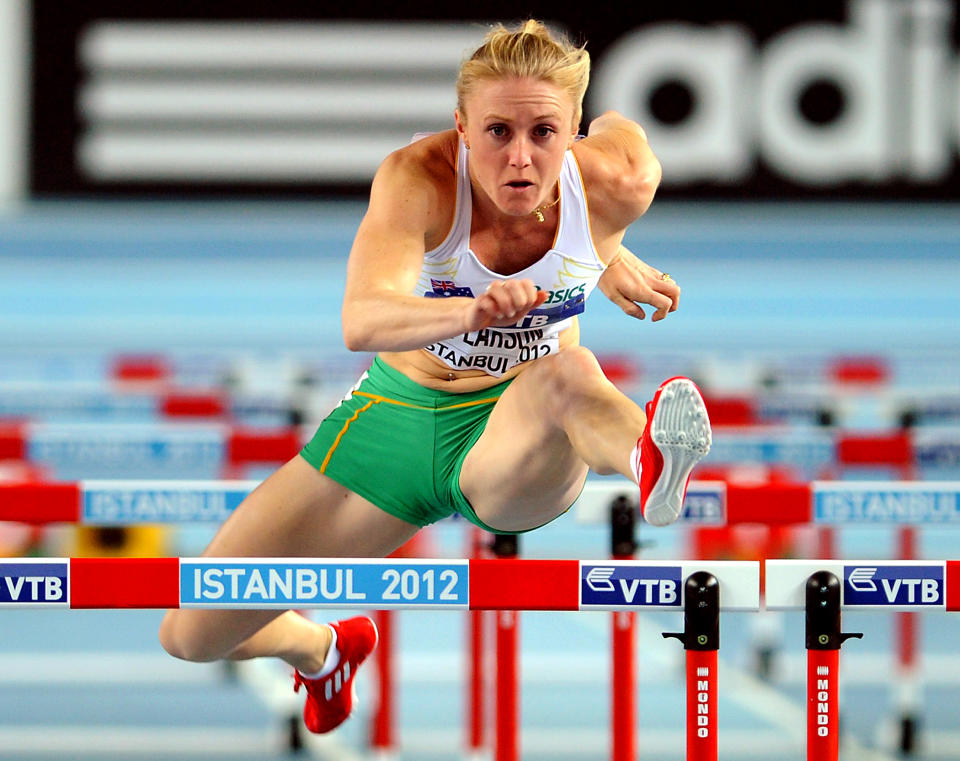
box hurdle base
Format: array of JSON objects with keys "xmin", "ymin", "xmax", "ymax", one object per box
[{"xmin": 899, "ymin": 714, "xmax": 920, "ymax": 757}]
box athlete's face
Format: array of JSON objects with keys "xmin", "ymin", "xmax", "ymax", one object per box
[{"xmin": 456, "ymin": 77, "xmax": 577, "ymax": 218}]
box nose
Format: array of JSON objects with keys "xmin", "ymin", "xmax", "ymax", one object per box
[{"xmin": 508, "ymin": 135, "xmax": 532, "ymax": 168}]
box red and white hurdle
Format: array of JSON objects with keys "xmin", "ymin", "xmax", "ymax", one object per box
[
  {"xmin": 5, "ymin": 554, "xmax": 960, "ymax": 761},
  {"xmin": 5, "ymin": 478, "xmax": 960, "ymax": 759},
  {"xmin": 0, "ymin": 554, "xmax": 758, "ymax": 761}
]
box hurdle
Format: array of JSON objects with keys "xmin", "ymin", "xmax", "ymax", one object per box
[
  {"xmin": 0, "ymin": 423, "xmax": 301, "ymax": 479},
  {"xmin": 6, "ymin": 478, "xmax": 960, "ymax": 758},
  {"xmin": 13, "ymin": 476, "xmax": 960, "ymax": 527},
  {"xmin": 0, "ymin": 381, "xmax": 311, "ymax": 424},
  {"xmin": 5, "ymin": 421, "xmax": 959, "ymax": 483},
  {"xmin": 7, "ymin": 555, "xmax": 960, "ymax": 759},
  {"xmin": 0, "ymin": 555, "xmax": 760, "ymax": 761},
  {"xmin": 576, "ymin": 477, "xmax": 960, "ymax": 756},
  {"xmin": 768, "ymin": 559, "xmax": 960, "ymax": 761}
]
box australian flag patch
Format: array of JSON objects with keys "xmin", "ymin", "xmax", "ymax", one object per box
[{"xmin": 425, "ymin": 279, "xmax": 475, "ymax": 298}]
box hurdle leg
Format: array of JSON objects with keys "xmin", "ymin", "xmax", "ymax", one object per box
[
  {"xmin": 467, "ymin": 527, "xmax": 489, "ymax": 757},
  {"xmin": 492, "ymin": 534, "xmax": 520, "ymax": 761},
  {"xmin": 687, "ymin": 650, "xmax": 718, "ymax": 761},
  {"xmin": 496, "ymin": 608, "xmax": 519, "ymax": 761},
  {"xmin": 371, "ymin": 535, "xmax": 427, "ymax": 757},
  {"xmin": 663, "ymin": 571, "xmax": 721, "ymax": 761},
  {"xmin": 807, "ymin": 649, "xmax": 840, "ymax": 761},
  {"xmin": 371, "ymin": 609, "xmax": 395, "ymax": 755},
  {"xmin": 611, "ymin": 610, "xmax": 636, "ymax": 761},
  {"xmin": 610, "ymin": 494, "xmax": 637, "ymax": 761},
  {"xmin": 804, "ymin": 571, "xmax": 862, "ymax": 761},
  {"xmin": 895, "ymin": 525, "xmax": 921, "ymax": 755}
]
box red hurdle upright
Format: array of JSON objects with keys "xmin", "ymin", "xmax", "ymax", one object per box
[
  {"xmin": 609, "ymin": 494, "xmax": 637, "ymax": 761},
  {"xmin": 804, "ymin": 571, "xmax": 862, "ymax": 761},
  {"xmin": 491, "ymin": 533, "xmax": 520, "ymax": 761},
  {"xmin": 663, "ymin": 572, "xmax": 721, "ymax": 761},
  {"xmin": 466, "ymin": 526, "xmax": 489, "ymax": 756}
]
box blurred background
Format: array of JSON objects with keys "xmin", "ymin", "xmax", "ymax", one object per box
[{"xmin": 2, "ymin": 1, "xmax": 960, "ymax": 760}]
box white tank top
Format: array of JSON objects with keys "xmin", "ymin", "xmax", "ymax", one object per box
[{"xmin": 415, "ymin": 138, "xmax": 606, "ymax": 377}]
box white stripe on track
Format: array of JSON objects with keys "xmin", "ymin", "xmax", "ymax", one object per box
[
  {"xmin": 758, "ymin": 651, "xmax": 960, "ymax": 687},
  {"xmin": 396, "ymin": 726, "xmax": 797, "ymax": 757},
  {"xmin": 8, "ymin": 649, "xmax": 960, "ymax": 688},
  {"xmin": 235, "ymin": 657, "xmax": 367, "ymax": 761},
  {"xmin": 874, "ymin": 726, "xmax": 960, "ymax": 759},
  {"xmin": 0, "ymin": 653, "xmax": 222, "ymax": 684},
  {"xmin": 0, "ymin": 726, "xmax": 281, "ymax": 756}
]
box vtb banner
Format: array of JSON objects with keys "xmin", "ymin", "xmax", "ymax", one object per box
[{"xmin": 30, "ymin": 0, "xmax": 960, "ymax": 198}]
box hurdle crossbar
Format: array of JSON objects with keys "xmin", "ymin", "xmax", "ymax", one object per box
[
  {"xmin": 0, "ymin": 422, "xmax": 301, "ymax": 469},
  {"xmin": 766, "ymin": 559, "xmax": 960, "ymax": 611},
  {"xmin": 0, "ymin": 557, "xmax": 760, "ymax": 610},
  {"xmin": 6, "ymin": 478, "xmax": 960, "ymax": 527}
]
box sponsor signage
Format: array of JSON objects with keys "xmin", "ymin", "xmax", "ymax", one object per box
[
  {"xmin": 0, "ymin": 560, "xmax": 69, "ymax": 606},
  {"xmin": 581, "ymin": 563, "xmax": 682, "ymax": 608},
  {"xmin": 81, "ymin": 481, "xmax": 252, "ymax": 524},
  {"xmin": 29, "ymin": 0, "xmax": 960, "ymax": 199},
  {"xmin": 180, "ymin": 560, "xmax": 469, "ymax": 609},
  {"xmin": 708, "ymin": 431, "xmax": 834, "ymax": 469},
  {"xmin": 843, "ymin": 564, "xmax": 944, "ymax": 607},
  {"xmin": 681, "ymin": 484, "xmax": 725, "ymax": 524},
  {"xmin": 26, "ymin": 424, "xmax": 226, "ymax": 478},
  {"xmin": 814, "ymin": 483, "xmax": 960, "ymax": 523},
  {"xmin": 914, "ymin": 428, "xmax": 960, "ymax": 469},
  {"xmin": 0, "ymin": 389, "xmax": 154, "ymax": 421}
]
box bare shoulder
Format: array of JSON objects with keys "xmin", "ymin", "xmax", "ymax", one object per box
[
  {"xmin": 368, "ymin": 130, "xmax": 458, "ymax": 241},
  {"xmin": 376, "ymin": 130, "xmax": 457, "ymax": 195},
  {"xmin": 571, "ymin": 112, "xmax": 662, "ymax": 231}
]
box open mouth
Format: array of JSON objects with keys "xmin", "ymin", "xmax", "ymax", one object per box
[{"xmin": 506, "ymin": 180, "xmax": 534, "ymax": 189}]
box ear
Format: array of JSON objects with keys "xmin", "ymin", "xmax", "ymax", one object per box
[{"xmin": 455, "ymin": 110, "xmax": 469, "ymax": 149}]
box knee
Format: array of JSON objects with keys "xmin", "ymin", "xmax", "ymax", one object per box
[
  {"xmin": 526, "ymin": 347, "xmax": 609, "ymax": 418},
  {"xmin": 158, "ymin": 611, "xmax": 222, "ymax": 663},
  {"xmin": 539, "ymin": 346, "xmax": 608, "ymax": 397}
]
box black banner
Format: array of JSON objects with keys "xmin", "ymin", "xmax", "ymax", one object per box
[{"xmin": 30, "ymin": 0, "xmax": 960, "ymax": 198}]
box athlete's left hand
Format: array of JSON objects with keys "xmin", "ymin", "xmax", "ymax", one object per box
[{"xmin": 598, "ymin": 247, "xmax": 680, "ymax": 321}]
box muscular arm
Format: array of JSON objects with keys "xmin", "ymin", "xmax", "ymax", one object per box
[
  {"xmin": 341, "ymin": 150, "xmax": 461, "ymax": 352},
  {"xmin": 341, "ymin": 149, "xmax": 545, "ymax": 353},
  {"xmin": 572, "ymin": 111, "xmax": 662, "ymax": 253}
]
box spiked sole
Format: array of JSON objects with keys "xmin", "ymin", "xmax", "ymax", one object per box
[{"xmin": 644, "ymin": 378, "xmax": 712, "ymax": 526}]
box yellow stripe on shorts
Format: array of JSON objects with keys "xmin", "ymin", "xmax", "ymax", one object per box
[
  {"xmin": 319, "ymin": 399, "xmax": 377, "ymax": 473},
  {"xmin": 352, "ymin": 391, "xmax": 500, "ymax": 411}
]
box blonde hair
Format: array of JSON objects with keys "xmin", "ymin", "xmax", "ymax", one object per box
[{"xmin": 457, "ymin": 20, "xmax": 590, "ymax": 129}]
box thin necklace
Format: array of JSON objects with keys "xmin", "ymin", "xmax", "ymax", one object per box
[{"xmin": 531, "ymin": 190, "xmax": 560, "ymax": 222}]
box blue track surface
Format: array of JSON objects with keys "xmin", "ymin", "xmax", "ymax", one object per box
[{"xmin": 1, "ymin": 200, "xmax": 959, "ymax": 760}]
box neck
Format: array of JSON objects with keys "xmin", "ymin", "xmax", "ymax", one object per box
[{"xmin": 532, "ymin": 188, "xmax": 560, "ymax": 222}]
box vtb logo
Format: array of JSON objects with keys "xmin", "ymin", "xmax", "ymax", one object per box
[
  {"xmin": 843, "ymin": 565, "xmax": 943, "ymax": 606},
  {"xmin": 581, "ymin": 565, "xmax": 681, "ymax": 607},
  {"xmin": 0, "ymin": 562, "xmax": 68, "ymax": 604}
]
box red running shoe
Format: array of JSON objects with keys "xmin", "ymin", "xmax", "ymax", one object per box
[
  {"xmin": 293, "ymin": 616, "xmax": 378, "ymax": 734},
  {"xmin": 637, "ymin": 377, "xmax": 711, "ymax": 526}
]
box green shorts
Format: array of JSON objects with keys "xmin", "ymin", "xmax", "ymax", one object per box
[{"xmin": 301, "ymin": 357, "xmax": 518, "ymax": 531}]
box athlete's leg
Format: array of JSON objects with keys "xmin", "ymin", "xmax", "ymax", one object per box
[
  {"xmin": 159, "ymin": 454, "xmax": 419, "ymax": 671},
  {"xmin": 459, "ymin": 346, "xmax": 646, "ymax": 532}
]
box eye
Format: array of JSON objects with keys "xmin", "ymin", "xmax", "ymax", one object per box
[
  {"xmin": 487, "ymin": 124, "xmax": 508, "ymax": 138},
  {"xmin": 533, "ymin": 125, "xmax": 557, "ymax": 139}
]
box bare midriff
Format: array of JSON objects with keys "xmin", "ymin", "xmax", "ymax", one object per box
[{"xmin": 379, "ymin": 318, "xmax": 580, "ymax": 393}]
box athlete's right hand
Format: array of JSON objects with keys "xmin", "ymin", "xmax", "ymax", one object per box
[{"xmin": 465, "ymin": 279, "xmax": 548, "ymax": 331}]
